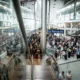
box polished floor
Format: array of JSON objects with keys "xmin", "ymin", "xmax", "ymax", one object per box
[{"xmin": 59, "ymin": 58, "xmax": 80, "ymax": 80}]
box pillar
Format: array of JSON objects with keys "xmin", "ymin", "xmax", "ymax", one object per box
[
  {"xmin": 12, "ymin": 0, "xmax": 30, "ymax": 57},
  {"xmin": 34, "ymin": 0, "xmax": 36, "ymax": 30},
  {"xmin": 74, "ymin": 0, "xmax": 76, "ymax": 20},
  {"xmin": 41, "ymin": 0, "xmax": 47, "ymax": 53},
  {"xmin": 71, "ymin": 23, "xmax": 73, "ymax": 35},
  {"xmin": 48, "ymin": 0, "xmax": 50, "ymax": 25},
  {"xmin": 64, "ymin": 23, "xmax": 66, "ymax": 36}
]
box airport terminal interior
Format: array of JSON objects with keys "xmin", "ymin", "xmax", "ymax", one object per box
[{"xmin": 0, "ymin": 0, "xmax": 80, "ymax": 80}]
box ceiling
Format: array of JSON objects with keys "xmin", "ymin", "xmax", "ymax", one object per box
[{"xmin": 19, "ymin": 0, "xmax": 76, "ymax": 24}]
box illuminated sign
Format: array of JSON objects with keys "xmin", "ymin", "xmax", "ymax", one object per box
[{"xmin": 48, "ymin": 29, "xmax": 64, "ymax": 33}]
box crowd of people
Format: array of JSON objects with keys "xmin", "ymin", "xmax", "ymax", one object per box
[
  {"xmin": 28, "ymin": 33, "xmax": 42, "ymax": 59},
  {"xmin": 47, "ymin": 33, "xmax": 80, "ymax": 60},
  {"xmin": 1, "ymin": 31, "xmax": 80, "ymax": 80},
  {"xmin": 46, "ymin": 33, "xmax": 80, "ymax": 80}
]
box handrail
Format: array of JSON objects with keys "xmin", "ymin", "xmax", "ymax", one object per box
[
  {"xmin": 31, "ymin": 55, "xmax": 34, "ymax": 80},
  {"xmin": 12, "ymin": 0, "xmax": 34, "ymax": 80},
  {"xmin": 12, "ymin": 0, "xmax": 30, "ymax": 56}
]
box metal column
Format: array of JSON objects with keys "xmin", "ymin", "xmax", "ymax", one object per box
[
  {"xmin": 74, "ymin": 0, "xmax": 76, "ymax": 20},
  {"xmin": 71, "ymin": 23, "xmax": 73, "ymax": 35},
  {"xmin": 12, "ymin": 0, "xmax": 30, "ymax": 55},
  {"xmin": 48, "ymin": 0, "xmax": 50, "ymax": 25},
  {"xmin": 64, "ymin": 23, "xmax": 66, "ymax": 36},
  {"xmin": 34, "ymin": 0, "xmax": 36, "ymax": 30},
  {"xmin": 41, "ymin": 0, "xmax": 47, "ymax": 53}
]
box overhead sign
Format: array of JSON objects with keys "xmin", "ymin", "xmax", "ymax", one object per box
[{"xmin": 48, "ymin": 29, "xmax": 64, "ymax": 33}]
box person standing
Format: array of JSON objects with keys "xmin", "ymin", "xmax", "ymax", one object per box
[
  {"xmin": 0, "ymin": 66, "xmax": 2, "ymax": 80},
  {"xmin": 0, "ymin": 58, "xmax": 2, "ymax": 80},
  {"xmin": 59, "ymin": 71, "xmax": 65, "ymax": 80},
  {"xmin": 66, "ymin": 71, "xmax": 72, "ymax": 80},
  {"xmin": 54, "ymin": 51, "xmax": 58, "ymax": 59},
  {"xmin": 2, "ymin": 64, "xmax": 9, "ymax": 80},
  {"xmin": 68, "ymin": 48, "xmax": 71, "ymax": 58}
]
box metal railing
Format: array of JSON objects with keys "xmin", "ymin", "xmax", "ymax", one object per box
[
  {"xmin": 31, "ymin": 55, "xmax": 34, "ymax": 80},
  {"xmin": 12, "ymin": 0, "xmax": 34, "ymax": 80}
]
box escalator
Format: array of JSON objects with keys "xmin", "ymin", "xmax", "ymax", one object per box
[
  {"xmin": 10, "ymin": 0, "xmax": 55, "ymax": 80},
  {"xmin": 10, "ymin": 65, "xmax": 55, "ymax": 80}
]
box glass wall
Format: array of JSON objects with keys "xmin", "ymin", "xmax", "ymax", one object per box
[
  {"xmin": 0, "ymin": 0, "xmax": 26, "ymax": 58},
  {"xmin": 57, "ymin": 1, "xmax": 80, "ymax": 21},
  {"xmin": 76, "ymin": 1, "xmax": 80, "ymax": 20},
  {"xmin": 20, "ymin": 0, "xmax": 41, "ymax": 33}
]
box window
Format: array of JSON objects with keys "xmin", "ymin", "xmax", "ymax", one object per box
[{"xmin": 76, "ymin": 11, "xmax": 80, "ymax": 20}]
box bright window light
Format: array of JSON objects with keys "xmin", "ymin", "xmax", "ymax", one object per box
[
  {"xmin": 76, "ymin": 1, "xmax": 80, "ymax": 6},
  {"xmin": 35, "ymin": 1, "xmax": 37, "ymax": 12},
  {"xmin": 37, "ymin": 0, "xmax": 41, "ymax": 7}
]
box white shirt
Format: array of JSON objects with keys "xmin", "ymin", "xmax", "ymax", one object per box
[
  {"xmin": 52, "ymin": 40, "xmax": 55, "ymax": 45},
  {"xmin": 62, "ymin": 51, "xmax": 66, "ymax": 55},
  {"xmin": 59, "ymin": 73, "xmax": 65, "ymax": 80},
  {"xmin": 66, "ymin": 73, "xmax": 72, "ymax": 80},
  {"xmin": 61, "ymin": 46, "xmax": 63, "ymax": 51},
  {"xmin": 47, "ymin": 42, "xmax": 51, "ymax": 48},
  {"xmin": 59, "ymin": 73, "xmax": 63, "ymax": 79}
]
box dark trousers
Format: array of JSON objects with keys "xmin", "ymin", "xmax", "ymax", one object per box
[
  {"xmin": 68, "ymin": 52, "xmax": 71, "ymax": 58},
  {"xmin": 0, "ymin": 76, "xmax": 1, "ymax": 80},
  {"xmin": 3, "ymin": 74, "xmax": 9, "ymax": 80},
  {"xmin": 64, "ymin": 54, "xmax": 67, "ymax": 60}
]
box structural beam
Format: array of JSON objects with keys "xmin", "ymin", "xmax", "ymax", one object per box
[
  {"xmin": 12, "ymin": 0, "xmax": 30, "ymax": 55},
  {"xmin": 34, "ymin": 0, "xmax": 36, "ymax": 30},
  {"xmin": 74, "ymin": 0, "xmax": 76, "ymax": 20},
  {"xmin": 48, "ymin": 0, "xmax": 50, "ymax": 25},
  {"xmin": 64, "ymin": 23, "xmax": 66, "ymax": 36},
  {"xmin": 41, "ymin": 0, "xmax": 47, "ymax": 53}
]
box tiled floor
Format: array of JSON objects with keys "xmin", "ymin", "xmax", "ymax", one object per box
[
  {"xmin": 59, "ymin": 60, "xmax": 80, "ymax": 80},
  {"xmin": 58, "ymin": 55, "xmax": 78, "ymax": 64},
  {"xmin": 58, "ymin": 55, "xmax": 80, "ymax": 80}
]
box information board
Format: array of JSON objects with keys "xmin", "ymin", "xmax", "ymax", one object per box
[{"xmin": 48, "ymin": 29, "xmax": 64, "ymax": 33}]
